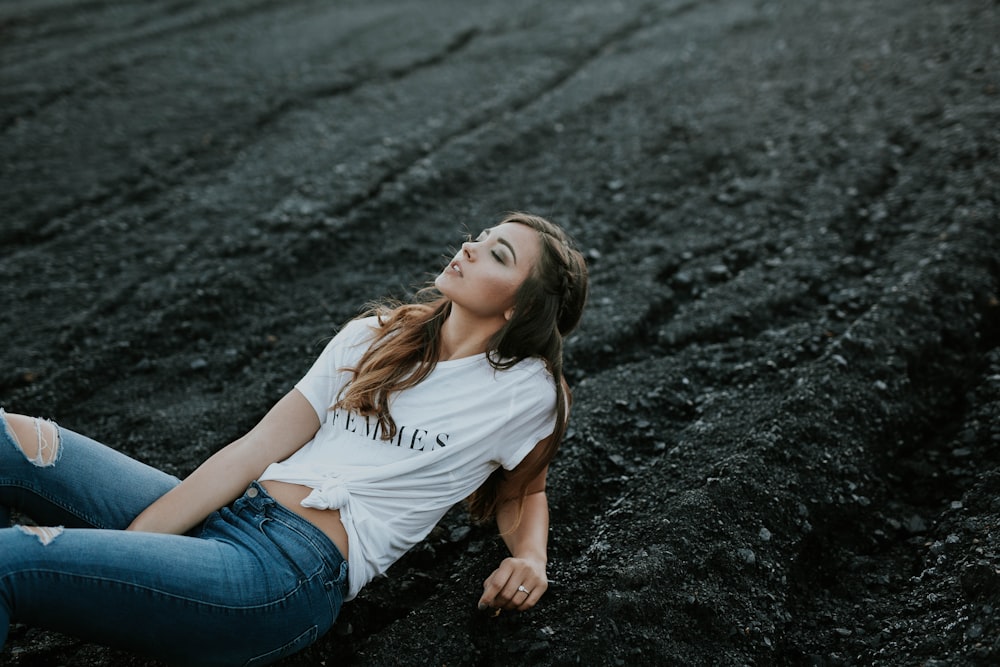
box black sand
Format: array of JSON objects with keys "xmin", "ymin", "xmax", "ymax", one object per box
[{"xmin": 1, "ymin": 0, "xmax": 998, "ymax": 664}]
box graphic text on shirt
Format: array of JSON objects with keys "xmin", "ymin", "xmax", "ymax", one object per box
[{"xmin": 329, "ymin": 409, "xmax": 450, "ymax": 452}]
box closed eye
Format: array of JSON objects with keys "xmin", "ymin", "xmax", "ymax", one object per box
[{"xmin": 475, "ymin": 227, "xmax": 515, "ymax": 264}]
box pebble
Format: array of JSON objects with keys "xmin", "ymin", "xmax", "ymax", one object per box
[
  {"xmin": 707, "ymin": 264, "xmax": 730, "ymax": 280},
  {"xmin": 448, "ymin": 526, "xmax": 471, "ymax": 542},
  {"xmin": 673, "ymin": 270, "xmax": 694, "ymax": 287},
  {"xmin": 904, "ymin": 515, "xmax": 927, "ymax": 534}
]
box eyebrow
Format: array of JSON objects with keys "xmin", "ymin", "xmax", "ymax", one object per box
[{"xmin": 498, "ymin": 238, "xmax": 518, "ymax": 264}]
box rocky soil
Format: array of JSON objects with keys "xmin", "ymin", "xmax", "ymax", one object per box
[{"xmin": 1, "ymin": 0, "xmax": 997, "ymax": 665}]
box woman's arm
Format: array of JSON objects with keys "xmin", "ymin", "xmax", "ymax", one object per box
[
  {"xmin": 478, "ymin": 443, "xmax": 552, "ymax": 612},
  {"xmin": 127, "ymin": 388, "xmax": 321, "ymax": 534}
]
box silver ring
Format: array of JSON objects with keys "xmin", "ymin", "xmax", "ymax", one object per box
[{"xmin": 517, "ymin": 585, "xmax": 530, "ymax": 595}]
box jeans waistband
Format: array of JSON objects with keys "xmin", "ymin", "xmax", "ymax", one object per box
[
  {"xmin": 238, "ymin": 480, "xmax": 277, "ymax": 512},
  {"xmin": 233, "ymin": 481, "xmax": 348, "ymax": 584}
]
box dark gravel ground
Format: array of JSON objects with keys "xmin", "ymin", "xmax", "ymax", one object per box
[{"xmin": 1, "ymin": 0, "xmax": 998, "ymax": 665}]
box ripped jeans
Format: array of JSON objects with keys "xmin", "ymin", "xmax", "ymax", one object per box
[{"xmin": 0, "ymin": 410, "xmax": 348, "ymax": 666}]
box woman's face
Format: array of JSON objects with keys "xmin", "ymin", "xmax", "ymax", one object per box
[{"xmin": 435, "ymin": 222, "xmax": 541, "ymax": 321}]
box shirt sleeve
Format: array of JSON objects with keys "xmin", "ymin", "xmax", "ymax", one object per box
[
  {"xmin": 496, "ymin": 362, "xmax": 558, "ymax": 471},
  {"xmin": 295, "ymin": 317, "xmax": 379, "ymax": 421}
]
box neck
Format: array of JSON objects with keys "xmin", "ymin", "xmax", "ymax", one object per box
[{"xmin": 438, "ymin": 305, "xmax": 505, "ymax": 361}]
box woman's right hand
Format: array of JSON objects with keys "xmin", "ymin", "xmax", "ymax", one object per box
[{"xmin": 479, "ymin": 555, "xmax": 548, "ymax": 612}]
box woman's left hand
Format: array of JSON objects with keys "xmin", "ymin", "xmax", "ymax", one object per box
[{"xmin": 478, "ymin": 556, "xmax": 548, "ymax": 612}]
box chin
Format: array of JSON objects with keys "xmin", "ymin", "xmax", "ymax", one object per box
[{"xmin": 434, "ymin": 273, "xmax": 452, "ymax": 295}]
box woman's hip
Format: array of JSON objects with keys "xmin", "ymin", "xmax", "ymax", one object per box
[{"xmin": 258, "ymin": 479, "xmax": 350, "ymax": 560}]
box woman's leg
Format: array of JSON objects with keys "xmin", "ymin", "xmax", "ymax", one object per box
[
  {"xmin": 0, "ymin": 484, "xmax": 348, "ymax": 666},
  {"xmin": 0, "ymin": 409, "xmax": 180, "ymax": 529}
]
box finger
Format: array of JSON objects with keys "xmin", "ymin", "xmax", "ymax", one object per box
[
  {"xmin": 515, "ymin": 581, "xmax": 547, "ymax": 611},
  {"xmin": 509, "ymin": 583, "xmax": 532, "ymax": 610},
  {"xmin": 495, "ymin": 576, "xmax": 529, "ymax": 610},
  {"xmin": 478, "ymin": 567, "xmax": 514, "ymax": 610},
  {"xmin": 499, "ymin": 578, "xmax": 542, "ymax": 611}
]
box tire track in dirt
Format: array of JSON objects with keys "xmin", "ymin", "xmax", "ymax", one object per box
[
  {"xmin": 1, "ymin": 1, "xmax": 665, "ymax": 252},
  {"xmin": 244, "ymin": 0, "xmax": 704, "ymax": 232},
  {"xmin": 0, "ymin": 5, "xmax": 479, "ymax": 247},
  {"xmin": 0, "ymin": 0, "xmax": 317, "ymax": 130},
  {"xmin": 2, "ymin": 0, "xmax": 700, "ymax": 254}
]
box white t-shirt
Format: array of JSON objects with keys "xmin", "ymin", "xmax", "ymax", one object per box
[{"xmin": 258, "ymin": 316, "xmax": 557, "ymax": 600}]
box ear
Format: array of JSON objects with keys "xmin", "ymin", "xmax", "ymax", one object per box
[{"xmin": 504, "ymin": 307, "xmax": 514, "ymax": 321}]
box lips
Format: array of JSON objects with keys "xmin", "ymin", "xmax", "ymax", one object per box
[{"xmin": 449, "ymin": 260, "xmax": 463, "ymax": 276}]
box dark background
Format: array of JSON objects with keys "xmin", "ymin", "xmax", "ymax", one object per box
[{"xmin": 2, "ymin": 0, "xmax": 998, "ymax": 664}]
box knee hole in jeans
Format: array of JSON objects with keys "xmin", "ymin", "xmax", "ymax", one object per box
[
  {"xmin": 2, "ymin": 412, "xmax": 61, "ymax": 467},
  {"xmin": 17, "ymin": 525, "xmax": 65, "ymax": 545}
]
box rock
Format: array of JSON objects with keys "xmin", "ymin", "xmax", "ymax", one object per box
[
  {"xmin": 448, "ymin": 526, "xmax": 471, "ymax": 542},
  {"xmin": 707, "ymin": 264, "xmax": 730, "ymax": 281},
  {"xmin": 904, "ymin": 515, "xmax": 928, "ymax": 534}
]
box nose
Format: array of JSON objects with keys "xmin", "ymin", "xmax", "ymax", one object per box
[{"xmin": 461, "ymin": 240, "xmax": 476, "ymax": 260}]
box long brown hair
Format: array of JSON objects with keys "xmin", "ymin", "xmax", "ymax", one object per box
[{"xmin": 334, "ymin": 212, "xmax": 589, "ymax": 521}]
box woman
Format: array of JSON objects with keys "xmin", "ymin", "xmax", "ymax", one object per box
[{"xmin": 0, "ymin": 212, "xmax": 588, "ymax": 666}]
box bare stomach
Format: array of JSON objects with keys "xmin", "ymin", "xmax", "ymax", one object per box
[{"xmin": 259, "ymin": 479, "xmax": 350, "ymax": 560}]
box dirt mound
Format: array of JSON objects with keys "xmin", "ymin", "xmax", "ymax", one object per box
[{"xmin": 1, "ymin": 0, "xmax": 997, "ymax": 664}]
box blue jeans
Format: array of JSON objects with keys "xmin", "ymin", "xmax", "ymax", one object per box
[{"xmin": 0, "ymin": 412, "xmax": 348, "ymax": 666}]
